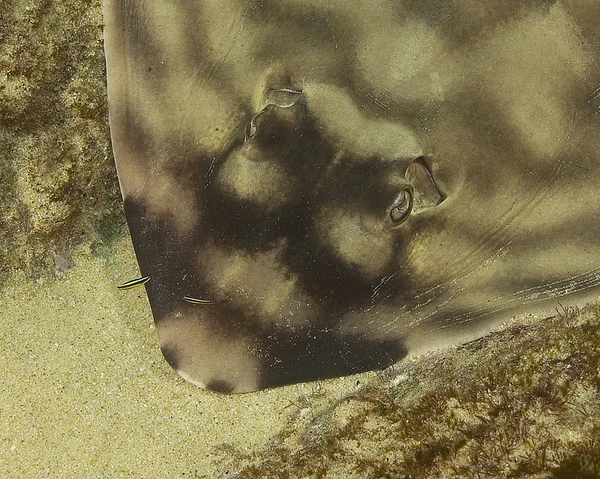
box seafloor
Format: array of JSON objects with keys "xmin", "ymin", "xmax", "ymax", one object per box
[{"xmin": 1, "ymin": 0, "xmax": 600, "ymax": 477}]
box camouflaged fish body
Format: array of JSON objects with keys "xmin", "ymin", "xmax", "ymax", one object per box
[{"xmin": 104, "ymin": 0, "xmax": 600, "ymax": 392}]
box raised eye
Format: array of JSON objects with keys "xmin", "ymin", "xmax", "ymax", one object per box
[{"xmin": 389, "ymin": 186, "xmax": 413, "ymax": 225}]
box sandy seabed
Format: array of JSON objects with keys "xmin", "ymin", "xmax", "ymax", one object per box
[{"xmin": 0, "ymin": 232, "xmax": 370, "ymax": 478}]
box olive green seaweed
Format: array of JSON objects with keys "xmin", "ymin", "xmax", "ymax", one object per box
[
  {"xmin": 1, "ymin": 0, "xmax": 600, "ymax": 477},
  {"xmin": 223, "ymin": 305, "xmax": 600, "ymax": 479},
  {"xmin": 0, "ymin": 0, "xmax": 122, "ymax": 282}
]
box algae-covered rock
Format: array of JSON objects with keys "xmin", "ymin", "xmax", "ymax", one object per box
[
  {"xmin": 0, "ymin": 0, "xmax": 122, "ymax": 280},
  {"xmin": 224, "ymin": 305, "xmax": 600, "ymax": 478}
]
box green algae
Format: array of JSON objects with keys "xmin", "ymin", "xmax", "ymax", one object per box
[
  {"xmin": 223, "ymin": 305, "xmax": 600, "ymax": 478},
  {"xmin": 0, "ymin": 0, "xmax": 121, "ymax": 281}
]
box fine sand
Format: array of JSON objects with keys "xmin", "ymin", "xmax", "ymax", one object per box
[{"xmin": 0, "ymin": 230, "xmax": 375, "ymax": 477}]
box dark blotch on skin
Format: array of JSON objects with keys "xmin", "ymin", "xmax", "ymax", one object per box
[
  {"xmin": 257, "ymin": 331, "xmax": 409, "ymax": 389},
  {"xmin": 206, "ymin": 379, "xmax": 234, "ymax": 394},
  {"xmin": 160, "ymin": 345, "xmax": 180, "ymax": 370},
  {"xmin": 105, "ymin": 0, "xmax": 600, "ymax": 392}
]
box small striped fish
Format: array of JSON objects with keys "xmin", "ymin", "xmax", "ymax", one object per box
[
  {"xmin": 117, "ymin": 276, "xmax": 150, "ymax": 290},
  {"xmin": 184, "ymin": 296, "xmax": 212, "ymax": 304}
]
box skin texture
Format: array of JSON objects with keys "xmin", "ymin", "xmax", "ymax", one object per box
[{"xmin": 103, "ymin": 0, "xmax": 600, "ymax": 393}]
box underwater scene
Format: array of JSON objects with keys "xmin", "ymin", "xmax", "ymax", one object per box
[{"xmin": 2, "ymin": 0, "xmax": 600, "ymax": 477}]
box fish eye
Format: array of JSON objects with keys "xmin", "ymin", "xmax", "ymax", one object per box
[{"xmin": 389, "ymin": 186, "xmax": 413, "ymax": 225}]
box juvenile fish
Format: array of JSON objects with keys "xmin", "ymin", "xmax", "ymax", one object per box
[
  {"xmin": 184, "ymin": 296, "xmax": 211, "ymax": 304},
  {"xmin": 117, "ymin": 276, "xmax": 150, "ymax": 290}
]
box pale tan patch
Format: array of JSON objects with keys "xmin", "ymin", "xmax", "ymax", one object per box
[
  {"xmin": 474, "ymin": 4, "xmax": 591, "ymax": 158},
  {"xmin": 304, "ymin": 83, "xmax": 422, "ymax": 160},
  {"xmin": 356, "ymin": 19, "xmax": 448, "ymax": 102},
  {"xmin": 156, "ymin": 312, "xmax": 260, "ymax": 393},
  {"xmin": 217, "ymin": 147, "xmax": 295, "ymax": 210},
  {"xmin": 146, "ymin": 0, "xmax": 263, "ymax": 108},
  {"xmin": 199, "ymin": 0, "xmax": 268, "ymax": 100},
  {"xmin": 127, "ymin": 63, "xmax": 241, "ymax": 156},
  {"xmin": 315, "ymin": 206, "xmax": 393, "ymax": 278},
  {"xmin": 105, "ymin": 1, "xmax": 245, "ymax": 162},
  {"xmin": 114, "ymin": 147, "xmax": 200, "ymax": 235},
  {"xmin": 198, "ymin": 241, "xmax": 318, "ymax": 329}
]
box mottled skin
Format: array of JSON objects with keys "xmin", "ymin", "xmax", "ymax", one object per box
[{"xmin": 103, "ymin": 0, "xmax": 600, "ymax": 392}]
